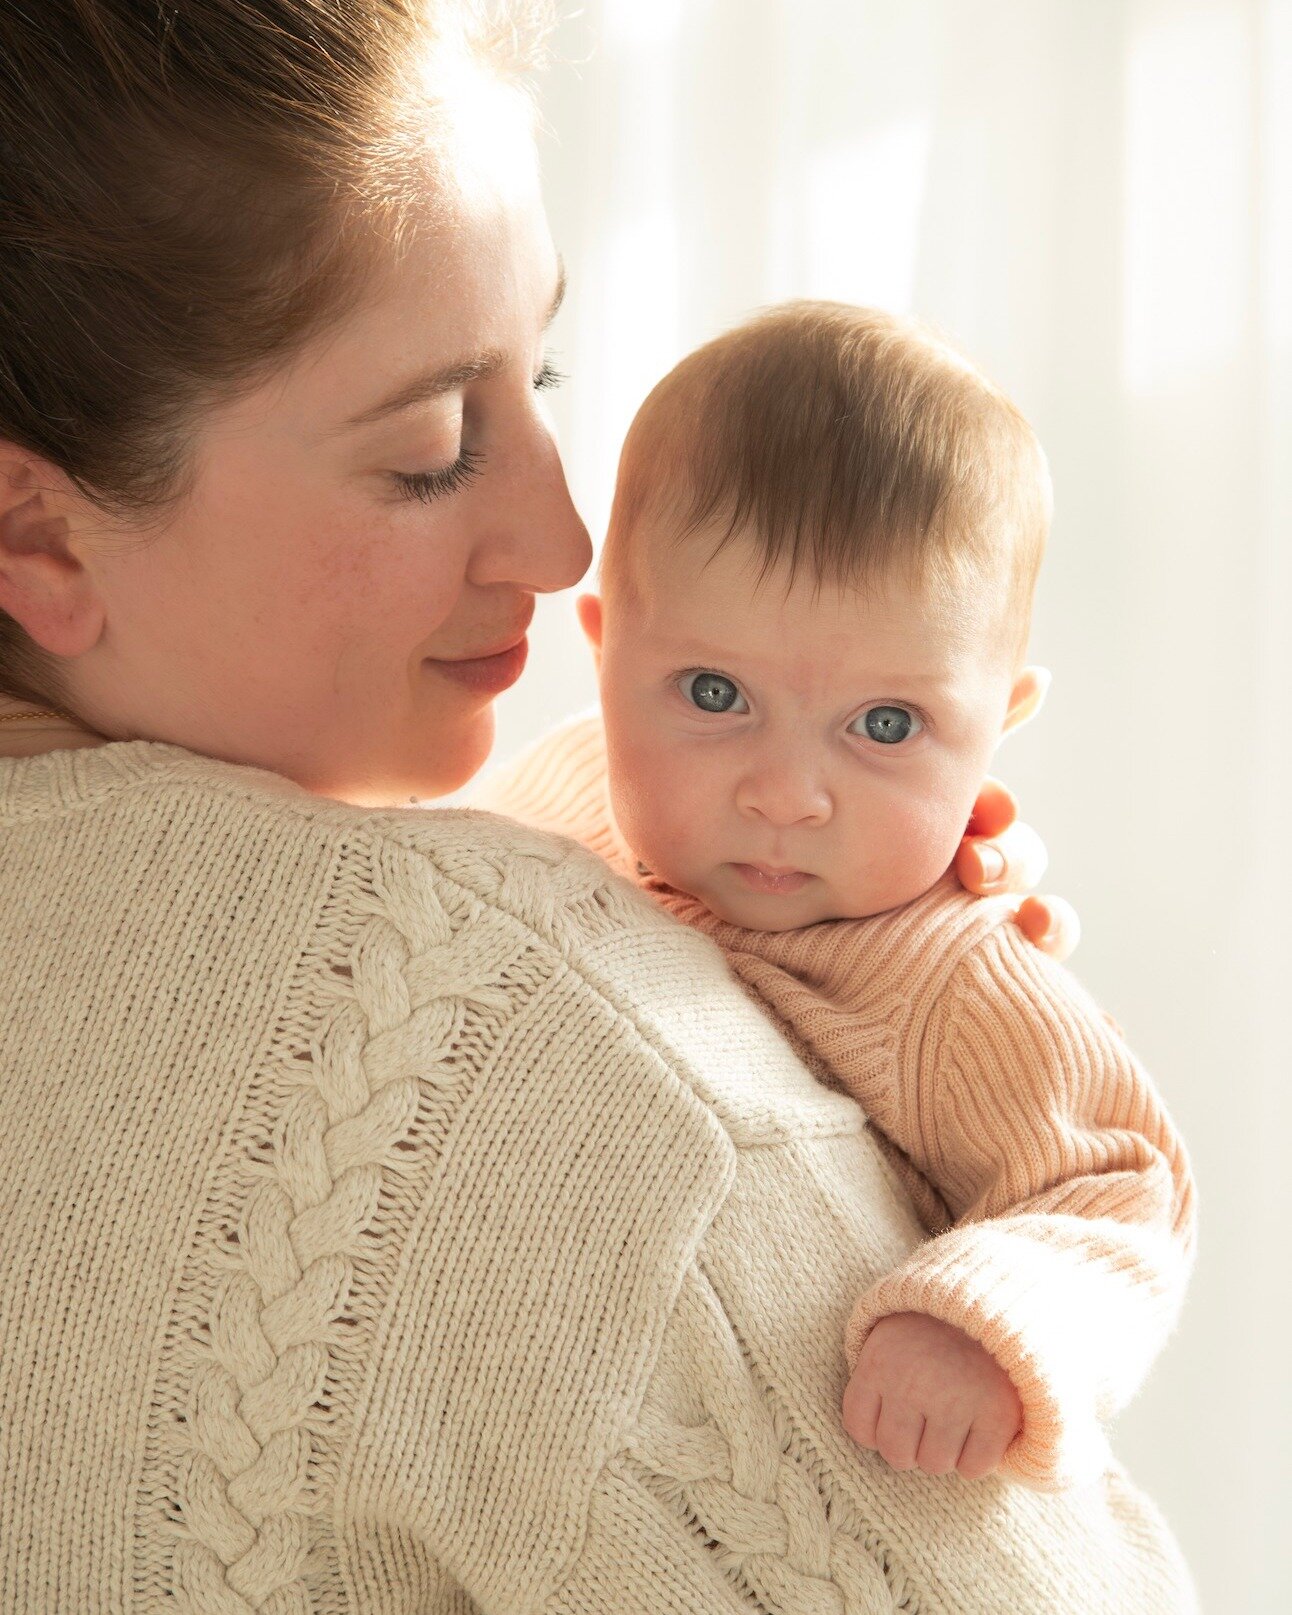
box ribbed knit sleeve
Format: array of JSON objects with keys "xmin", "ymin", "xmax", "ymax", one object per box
[{"xmin": 840, "ymin": 922, "xmax": 1197, "ymax": 1491}]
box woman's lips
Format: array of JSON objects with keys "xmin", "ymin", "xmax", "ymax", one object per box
[
  {"xmin": 426, "ymin": 635, "xmax": 529, "ymax": 695},
  {"xmin": 731, "ymin": 863, "xmax": 812, "ymax": 894}
]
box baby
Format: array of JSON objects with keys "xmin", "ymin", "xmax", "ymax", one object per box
[{"xmin": 474, "ymin": 302, "xmax": 1196, "ymax": 1490}]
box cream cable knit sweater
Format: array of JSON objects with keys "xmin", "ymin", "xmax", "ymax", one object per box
[{"xmin": 1, "ymin": 740, "xmax": 1197, "ymax": 1613}]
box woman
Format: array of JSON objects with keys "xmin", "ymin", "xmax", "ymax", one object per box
[{"xmin": 0, "ymin": 4, "xmax": 1189, "ymax": 1612}]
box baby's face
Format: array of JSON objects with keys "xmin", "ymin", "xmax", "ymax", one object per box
[{"xmin": 586, "ymin": 524, "xmax": 1037, "ymax": 930}]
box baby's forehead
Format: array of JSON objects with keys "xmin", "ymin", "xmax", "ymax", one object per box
[
  {"xmin": 631, "ymin": 588, "xmax": 1004, "ymax": 703},
  {"xmin": 641, "ymin": 538, "xmax": 996, "ymax": 649}
]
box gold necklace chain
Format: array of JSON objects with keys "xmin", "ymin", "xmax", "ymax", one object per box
[{"xmin": 0, "ymin": 709, "xmax": 68, "ymax": 724}]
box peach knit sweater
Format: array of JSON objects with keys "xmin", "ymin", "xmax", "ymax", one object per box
[
  {"xmin": 1, "ymin": 737, "xmax": 1198, "ymax": 1612},
  {"xmin": 471, "ymin": 709, "xmax": 1198, "ymax": 1493}
]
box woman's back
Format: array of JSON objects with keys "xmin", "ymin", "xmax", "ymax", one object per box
[{"xmin": 1, "ymin": 741, "xmax": 1195, "ymax": 1613}]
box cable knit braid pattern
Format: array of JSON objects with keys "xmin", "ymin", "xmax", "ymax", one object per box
[
  {"xmin": 143, "ymin": 827, "xmax": 619, "ymax": 1613},
  {"xmin": 619, "ymin": 1263, "xmax": 911, "ymax": 1615},
  {"xmin": 620, "ymin": 1259, "xmax": 910, "ymax": 1615}
]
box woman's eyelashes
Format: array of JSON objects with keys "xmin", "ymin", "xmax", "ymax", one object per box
[
  {"xmin": 533, "ymin": 356, "xmax": 568, "ymax": 392},
  {"xmin": 678, "ymin": 670, "xmax": 924, "ymax": 745},
  {"xmin": 393, "ymin": 447, "xmax": 485, "ymax": 504},
  {"xmin": 393, "ymin": 358, "xmax": 568, "ymax": 503}
]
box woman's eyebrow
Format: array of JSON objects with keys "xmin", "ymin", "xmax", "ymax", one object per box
[
  {"xmin": 338, "ymin": 258, "xmax": 567, "ymax": 433},
  {"xmin": 340, "ymin": 350, "xmax": 507, "ymax": 430}
]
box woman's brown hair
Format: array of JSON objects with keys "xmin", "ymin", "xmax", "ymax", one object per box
[{"xmin": 0, "ymin": 0, "xmax": 553, "ymax": 709}]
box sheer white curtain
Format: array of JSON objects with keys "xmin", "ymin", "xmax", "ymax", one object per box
[{"xmin": 485, "ymin": 4, "xmax": 1291, "ymax": 1606}]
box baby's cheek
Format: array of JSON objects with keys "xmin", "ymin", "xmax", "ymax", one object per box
[
  {"xmin": 855, "ymin": 793, "xmax": 969, "ymax": 910},
  {"xmin": 644, "ymin": 787, "xmax": 718, "ymax": 879},
  {"xmin": 610, "ymin": 744, "xmax": 714, "ymax": 875}
]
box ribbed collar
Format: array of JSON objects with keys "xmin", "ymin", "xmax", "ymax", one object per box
[{"xmin": 0, "ymin": 739, "xmax": 195, "ymax": 819}]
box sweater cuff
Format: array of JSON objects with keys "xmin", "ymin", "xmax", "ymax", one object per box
[{"xmin": 842, "ymin": 1224, "xmax": 1125, "ymax": 1492}]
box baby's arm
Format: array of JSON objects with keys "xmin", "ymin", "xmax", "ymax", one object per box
[{"xmin": 839, "ymin": 922, "xmax": 1196, "ymax": 1491}]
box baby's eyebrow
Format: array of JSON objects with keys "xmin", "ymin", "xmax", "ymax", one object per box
[{"xmin": 656, "ymin": 638, "xmax": 956, "ymax": 688}]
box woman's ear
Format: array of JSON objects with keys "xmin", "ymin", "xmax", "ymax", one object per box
[
  {"xmin": 0, "ymin": 445, "xmax": 103, "ymax": 657},
  {"xmin": 1001, "ymin": 665, "xmax": 1051, "ymax": 735},
  {"xmin": 575, "ymin": 592, "xmax": 603, "ymax": 672}
]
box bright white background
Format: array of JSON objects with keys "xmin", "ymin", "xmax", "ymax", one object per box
[{"xmin": 469, "ymin": 3, "xmax": 1291, "ymax": 1607}]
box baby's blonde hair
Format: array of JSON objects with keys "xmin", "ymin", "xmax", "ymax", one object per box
[{"xmin": 601, "ymin": 301, "xmax": 1052, "ymax": 666}]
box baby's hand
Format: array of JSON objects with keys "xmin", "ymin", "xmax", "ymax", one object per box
[{"xmin": 841, "ymin": 1312, "xmax": 1023, "ymax": 1480}]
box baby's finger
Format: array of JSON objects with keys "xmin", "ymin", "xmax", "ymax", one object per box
[
  {"xmin": 955, "ymin": 819, "xmax": 1048, "ymax": 898},
  {"xmin": 840, "ymin": 1375, "xmax": 882, "ymax": 1449},
  {"xmin": 916, "ymin": 1418, "xmax": 972, "ymax": 1477},
  {"xmin": 1014, "ymin": 894, "xmax": 1081, "ymax": 962},
  {"xmin": 875, "ymin": 1403, "xmax": 925, "ymax": 1472},
  {"xmin": 955, "ymin": 1423, "xmax": 1008, "ymax": 1481}
]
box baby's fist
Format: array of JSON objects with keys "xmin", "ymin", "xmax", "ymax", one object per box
[{"xmin": 841, "ymin": 1312, "xmax": 1023, "ymax": 1480}]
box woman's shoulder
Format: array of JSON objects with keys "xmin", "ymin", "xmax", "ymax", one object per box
[
  {"xmin": 4, "ymin": 735, "xmax": 869, "ymax": 1147},
  {"xmin": 0, "ymin": 729, "xmax": 613, "ymax": 894},
  {"xmin": 0, "ymin": 733, "xmax": 637, "ymax": 1002},
  {"xmin": 367, "ymin": 801, "xmax": 869, "ymax": 1146}
]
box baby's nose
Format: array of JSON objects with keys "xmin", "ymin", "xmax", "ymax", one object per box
[{"xmin": 735, "ymin": 767, "xmax": 832, "ymax": 827}]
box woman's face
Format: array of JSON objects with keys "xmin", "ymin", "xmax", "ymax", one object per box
[{"xmin": 66, "ymin": 73, "xmax": 591, "ymax": 805}]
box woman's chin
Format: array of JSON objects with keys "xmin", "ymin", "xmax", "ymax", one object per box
[
  {"xmin": 304, "ymin": 710, "xmax": 496, "ymax": 809},
  {"xmin": 403, "ymin": 708, "xmax": 497, "ymax": 805}
]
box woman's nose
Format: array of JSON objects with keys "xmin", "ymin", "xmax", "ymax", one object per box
[
  {"xmin": 468, "ymin": 422, "xmax": 592, "ymax": 594},
  {"xmin": 735, "ymin": 762, "xmax": 833, "ymax": 828}
]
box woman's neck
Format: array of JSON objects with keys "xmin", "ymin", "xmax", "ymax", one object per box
[{"xmin": 0, "ymin": 693, "xmax": 107, "ymax": 759}]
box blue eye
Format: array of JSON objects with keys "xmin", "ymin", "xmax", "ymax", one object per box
[
  {"xmin": 851, "ymin": 704, "xmax": 922, "ymax": 745},
  {"xmin": 682, "ymin": 671, "xmax": 747, "ymax": 714}
]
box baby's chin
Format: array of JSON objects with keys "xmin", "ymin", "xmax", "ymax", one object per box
[{"xmin": 687, "ymin": 875, "xmax": 873, "ymax": 932}]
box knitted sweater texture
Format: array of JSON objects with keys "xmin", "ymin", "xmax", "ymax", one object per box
[
  {"xmin": 1, "ymin": 738, "xmax": 1197, "ymax": 1613},
  {"xmin": 471, "ymin": 711, "xmax": 1198, "ymax": 1492}
]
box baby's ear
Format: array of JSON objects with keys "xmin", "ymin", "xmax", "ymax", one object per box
[
  {"xmin": 575, "ymin": 592, "xmax": 603, "ymax": 670},
  {"xmin": 1001, "ymin": 665, "xmax": 1051, "ymax": 735}
]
